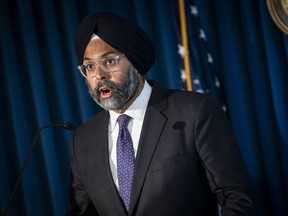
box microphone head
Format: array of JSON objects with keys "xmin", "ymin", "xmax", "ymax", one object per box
[
  {"xmin": 39, "ymin": 122, "xmax": 77, "ymax": 131},
  {"xmin": 63, "ymin": 122, "xmax": 76, "ymax": 130}
]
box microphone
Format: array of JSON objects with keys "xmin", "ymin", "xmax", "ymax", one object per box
[
  {"xmin": 40, "ymin": 122, "xmax": 76, "ymax": 130},
  {"xmin": 2, "ymin": 122, "xmax": 76, "ymax": 216}
]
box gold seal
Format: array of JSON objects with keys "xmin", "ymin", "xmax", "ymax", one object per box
[{"xmin": 267, "ymin": 0, "xmax": 288, "ymax": 34}]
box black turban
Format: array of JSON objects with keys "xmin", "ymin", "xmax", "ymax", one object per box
[{"xmin": 75, "ymin": 12, "xmax": 155, "ymax": 75}]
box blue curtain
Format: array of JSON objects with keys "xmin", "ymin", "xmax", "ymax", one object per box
[
  {"xmin": 201, "ymin": 1, "xmax": 288, "ymax": 215},
  {"xmin": 0, "ymin": 0, "xmax": 287, "ymax": 215}
]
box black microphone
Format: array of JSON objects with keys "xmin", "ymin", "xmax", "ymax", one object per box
[
  {"xmin": 40, "ymin": 122, "xmax": 76, "ymax": 131},
  {"xmin": 2, "ymin": 122, "xmax": 76, "ymax": 216}
]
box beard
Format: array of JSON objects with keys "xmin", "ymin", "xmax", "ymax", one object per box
[{"xmin": 87, "ymin": 65, "xmax": 140, "ymax": 110}]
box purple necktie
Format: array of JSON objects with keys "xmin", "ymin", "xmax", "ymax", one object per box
[{"xmin": 117, "ymin": 114, "xmax": 135, "ymax": 211}]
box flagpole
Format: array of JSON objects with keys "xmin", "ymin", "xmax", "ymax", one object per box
[{"xmin": 178, "ymin": 0, "xmax": 193, "ymax": 91}]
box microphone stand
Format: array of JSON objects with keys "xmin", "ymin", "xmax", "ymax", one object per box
[{"xmin": 2, "ymin": 123, "xmax": 75, "ymax": 216}]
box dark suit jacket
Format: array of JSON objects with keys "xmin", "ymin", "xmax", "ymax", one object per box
[{"xmin": 67, "ymin": 81, "xmax": 256, "ymax": 216}]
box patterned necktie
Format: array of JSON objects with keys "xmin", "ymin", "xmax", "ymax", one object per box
[{"xmin": 116, "ymin": 114, "xmax": 135, "ymax": 211}]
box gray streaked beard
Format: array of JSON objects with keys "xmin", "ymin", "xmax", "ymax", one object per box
[{"xmin": 87, "ymin": 65, "xmax": 139, "ymax": 110}]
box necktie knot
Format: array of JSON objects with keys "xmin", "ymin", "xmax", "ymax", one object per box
[{"xmin": 118, "ymin": 114, "xmax": 132, "ymax": 129}]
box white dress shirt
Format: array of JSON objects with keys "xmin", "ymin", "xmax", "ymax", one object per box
[{"xmin": 108, "ymin": 80, "xmax": 152, "ymax": 189}]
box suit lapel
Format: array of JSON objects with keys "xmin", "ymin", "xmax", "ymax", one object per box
[
  {"xmin": 91, "ymin": 111, "xmax": 127, "ymax": 215},
  {"xmin": 129, "ymin": 84, "xmax": 169, "ymax": 214}
]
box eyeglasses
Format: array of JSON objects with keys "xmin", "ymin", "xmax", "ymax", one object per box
[{"xmin": 77, "ymin": 54, "xmax": 126, "ymax": 78}]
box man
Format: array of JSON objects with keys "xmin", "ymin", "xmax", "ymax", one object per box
[{"xmin": 67, "ymin": 12, "xmax": 256, "ymax": 216}]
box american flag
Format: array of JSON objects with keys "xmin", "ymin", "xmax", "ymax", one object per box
[{"xmin": 175, "ymin": 0, "xmax": 227, "ymax": 112}]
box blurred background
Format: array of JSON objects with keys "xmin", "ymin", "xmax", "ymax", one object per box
[{"xmin": 1, "ymin": 0, "xmax": 287, "ymax": 215}]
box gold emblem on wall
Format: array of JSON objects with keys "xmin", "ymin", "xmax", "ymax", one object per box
[{"xmin": 267, "ymin": 0, "xmax": 288, "ymax": 35}]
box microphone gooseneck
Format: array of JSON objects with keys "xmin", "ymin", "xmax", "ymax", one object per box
[{"xmin": 2, "ymin": 122, "xmax": 76, "ymax": 216}]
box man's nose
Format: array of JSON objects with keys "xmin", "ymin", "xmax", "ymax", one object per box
[{"xmin": 93, "ymin": 66, "xmax": 109, "ymax": 80}]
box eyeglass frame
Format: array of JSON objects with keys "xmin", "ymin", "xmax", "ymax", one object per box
[{"xmin": 77, "ymin": 54, "xmax": 126, "ymax": 78}]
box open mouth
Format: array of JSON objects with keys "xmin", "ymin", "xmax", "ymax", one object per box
[{"xmin": 98, "ymin": 86, "xmax": 113, "ymax": 98}]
